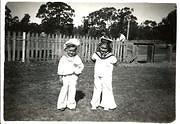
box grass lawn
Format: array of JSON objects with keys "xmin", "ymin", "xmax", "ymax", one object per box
[{"xmin": 4, "ymin": 62, "xmax": 175, "ymax": 122}]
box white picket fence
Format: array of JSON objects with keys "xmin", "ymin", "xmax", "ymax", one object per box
[{"xmin": 5, "ymin": 31, "xmax": 174, "ymax": 63}]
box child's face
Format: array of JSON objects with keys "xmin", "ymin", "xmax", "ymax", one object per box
[
  {"xmin": 66, "ymin": 46, "xmax": 77, "ymax": 57},
  {"xmin": 99, "ymin": 43, "xmax": 108, "ymax": 55}
]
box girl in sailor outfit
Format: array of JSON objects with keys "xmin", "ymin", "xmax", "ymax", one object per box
[
  {"xmin": 57, "ymin": 38, "xmax": 84, "ymax": 111},
  {"xmin": 91, "ymin": 37, "xmax": 117, "ymax": 111}
]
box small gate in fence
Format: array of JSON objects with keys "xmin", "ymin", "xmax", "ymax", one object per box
[{"xmin": 5, "ymin": 31, "xmax": 174, "ymax": 63}]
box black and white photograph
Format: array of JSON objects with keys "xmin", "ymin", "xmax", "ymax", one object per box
[{"xmin": 1, "ymin": 0, "xmax": 178, "ymax": 123}]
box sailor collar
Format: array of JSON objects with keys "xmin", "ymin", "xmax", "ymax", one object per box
[{"xmin": 95, "ymin": 52, "xmax": 114, "ymax": 59}]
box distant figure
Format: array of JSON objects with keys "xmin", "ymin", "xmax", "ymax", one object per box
[
  {"xmin": 100, "ymin": 31, "xmax": 109, "ymax": 39},
  {"xmin": 40, "ymin": 32, "xmax": 46, "ymax": 37},
  {"xmin": 91, "ymin": 37, "xmax": 117, "ymax": 111},
  {"xmin": 116, "ymin": 33, "xmax": 126, "ymax": 42},
  {"xmin": 57, "ymin": 38, "xmax": 84, "ymax": 111}
]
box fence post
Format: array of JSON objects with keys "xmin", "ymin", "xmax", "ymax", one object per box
[
  {"xmin": 132, "ymin": 44, "xmax": 136, "ymax": 57},
  {"xmin": 22, "ymin": 32, "xmax": 26, "ymax": 62},
  {"xmin": 81, "ymin": 36, "xmax": 85, "ymax": 62},
  {"xmin": 12, "ymin": 32, "xmax": 16, "ymax": 61},
  {"xmin": 54, "ymin": 34, "xmax": 58, "ymax": 63},
  {"xmin": 123, "ymin": 42, "xmax": 127, "ymax": 62},
  {"xmin": 7, "ymin": 31, "xmax": 11, "ymax": 61},
  {"xmin": 26, "ymin": 32, "xmax": 30, "ymax": 63},
  {"xmin": 58, "ymin": 34, "xmax": 62, "ymax": 59},
  {"xmin": 88, "ymin": 37, "xmax": 91, "ymax": 62},
  {"xmin": 31, "ymin": 33, "xmax": 35, "ymax": 59},
  {"xmin": 119, "ymin": 42, "xmax": 122, "ymax": 62},
  {"xmin": 147, "ymin": 45, "xmax": 153, "ymax": 63},
  {"xmin": 17, "ymin": 32, "xmax": 21, "ymax": 61},
  {"xmin": 136, "ymin": 45, "xmax": 139, "ymax": 61},
  {"xmin": 85, "ymin": 36, "xmax": 88, "ymax": 62},
  {"xmin": 168, "ymin": 44, "xmax": 173, "ymax": 64},
  {"xmin": 51, "ymin": 34, "xmax": 55, "ymax": 60},
  {"xmin": 35, "ymin": 33, "xmax": 39, "ymax": 61}
]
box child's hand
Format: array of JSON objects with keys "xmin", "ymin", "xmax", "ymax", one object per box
[
  {"xmin": 74, "ymin": 72, "xmax": 80, "ymax": 77},
  {"xmin": 59, "ymin": 75, "xmax": 63, "ymax": 82},
  {"xmin": 113, "ymin": 62, "xmax": 118, "ymax": 66}
]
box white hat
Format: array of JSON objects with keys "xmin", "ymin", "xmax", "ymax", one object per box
[{"xmin": 64, "ymin": 38, "xmax": 80, "ymax": 49}]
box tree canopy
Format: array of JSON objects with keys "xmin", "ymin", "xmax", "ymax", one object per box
[
  {"xmin": 82, "ymin": 7, "xmax": 137, "ymax": 38},
  {"xmin": 5, "ymin": 3, "xmax": 176, "ymax": 44},
  {"xmin": 36, "ymin": 2, "xmax": 75, "ymax": 34}
]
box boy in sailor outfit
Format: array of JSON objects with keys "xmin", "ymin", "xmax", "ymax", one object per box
[
  {"xmin": 91, "ymin": 37, "xmax": 117, "ymax": 111},
  {"xmin": 57, "ymin": 38, "xmax": 84, "ymax": 111}
]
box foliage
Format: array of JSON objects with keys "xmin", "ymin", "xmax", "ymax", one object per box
[
  {"xmin": 36, "ymin": 2, "xmax": 75, "ymax": 34},
  {"xmin": 5, "ymin": 4, "xmax": 176, "ymax": 44},
  {"xmin": 157, "ymin": 9, "xmax": 176, "ymax": 44},
  {"xmin": 136, "ymin": 8, "xmax": 176, "ymax": 44},
  {"xmin": 5, "ymin": 6, "xmax": 12, "ymax": 30},
  {"xmin": 137, "ymin": 20, "xmax": 158, "ymax": 40},
  {"xmin": 5, "ymin": 6, "xmax": 42, "ymax": 33},
  {"xmin": 82, "ymin": 7, "xmax": 137, "ymax": 38},
  {"xmin": 20, "ymin": 14, "xmax": 31, "ymax": 32}
]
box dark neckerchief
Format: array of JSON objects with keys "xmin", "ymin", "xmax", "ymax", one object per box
[{"xmin": 95, "ymin": 52, "xmax": 114, "ymax": 59}]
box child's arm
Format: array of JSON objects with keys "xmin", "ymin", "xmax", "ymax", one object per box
[
  {"xmin": 111, "ymin": 55, "xmax": 118, "ymax": 66},
  {"xmin": 57, "ymin": 56, "xmax": 65, "ymax": 75},
  {"xmin": 113, "ymin": 60, "xmax": 118, "ymax": 66},
  {"xmin": 74, "ymin": 56, "xmax": 84, "ymax": 75},
  {"xmin": 91, "ymin": 53, "xmax": 97, "ymax": 63}
]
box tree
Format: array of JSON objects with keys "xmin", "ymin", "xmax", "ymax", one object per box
[
  {"xmin": 83, "ymin": 7, "xmax": 137, "ymax": 38},
  {"xmin": 84, "ymin": 7, "xmax": 116, "ymax": 37},
  {"xmin": 12, "ymin": 16, "xmax": 19, "ymax": 24},
  {"xmin": 88, "ymin": 7, "xmax": 116, "ymax": 28},
  {"xmin": 20, "ymin": 14, "xmax": 31, "ymax": 32},
  {"xmin": 137, "ymin": 20, "xmax": 158, "ymax": 40},
  {"xmin": 5, "ymin": 6, "xmax": 12, "ymax": 30},
  {"xmin": 36, "ymin": 2, "xmax": 75, "ymax": 34},
  {"xmin": 128, "ymin": 21, "xmax": 139, "ymax": 40},
  {"xmin": 109, "ymin": 7, "xmax": 137, "ymax": 39},
  {"xmin": 21, "ymin": 14, "xmax": 30, "ymax": 24},
  {"xmin": 28, "ymin": 23, "xmax": 42, "ymax": 33},
  {"xmin": 10, "ymin": 16, "xmax": 21, "ymax": 31},
  {"xmin": 5, "ymin": 6, "xmax": 41, "ymax": 32},
  {"xmin": 157, "ymin": 9, "xmax": 176, "ymax": 44}
]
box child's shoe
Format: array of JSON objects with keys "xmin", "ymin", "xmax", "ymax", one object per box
[
  {"xmin": 67, "ymin": 107, "xmax": 76, "ymax": 111},
  {"xmin": 91, "ymin": 106, "xmax": 97, "ymax": 110},
  {"xmin": 58, "ymin": 107, "xmax": 66, "ymax": 111},
  {"xmin": 97, "ymin": 106, "xmax": 103, "ymax": 110},
  {"xmin": 104, "ymin": 108, "xmax": 109, "ymax": 111}
]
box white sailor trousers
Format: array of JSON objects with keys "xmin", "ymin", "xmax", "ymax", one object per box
[
  {"xmin": 57, "ymin": 75, "xmax": 78, "ymax": 109},
  {"xmin": 91, "ymin": 75, "xmax": 117, "ymax": 109}
]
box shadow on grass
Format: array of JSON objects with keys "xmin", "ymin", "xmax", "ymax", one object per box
[
  {"xmin": 137, "ymin": 60, "xmax": 147, "ymax": 63},
  {"xmin": 75, "ymin": 90, "xmax": 85, "ymax": 103}
]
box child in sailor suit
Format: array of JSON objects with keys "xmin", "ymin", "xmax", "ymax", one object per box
[
  {"xmin": 57, "ymin": 39, "xmax": 84, "ymax": 111},
  {"xmin": 91, "ymin": 37, "xmax": 117, "ymax": 111}
]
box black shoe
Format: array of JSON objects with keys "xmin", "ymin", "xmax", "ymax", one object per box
[
  {"xmin": 109, "ymin": 108, "xmax": 116, "ymax": 111},
  {"xmin": 97, "ymin": 106, "xmax": 103, "ymax": 110},
  {"xmin": 58, "ymin": 108, "xmax": 66, "ymax": 111},
  {"xmin": 67, "ymin": 107, "xmax": 76, "ymax": 111}
]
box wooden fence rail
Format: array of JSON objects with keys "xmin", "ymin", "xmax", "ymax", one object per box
[{"xmin": 5, "ymin": 31, "xmax": 174, "ymax": 63}]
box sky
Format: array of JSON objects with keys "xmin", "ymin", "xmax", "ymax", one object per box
[{"xmin": 6, "ymin": 2, "xmax": 176, "ymax": 27}]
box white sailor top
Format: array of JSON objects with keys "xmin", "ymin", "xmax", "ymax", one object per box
[
  {"xmin": 91, "ymin": 52, "xmax": 117, "ymax": 77},
  {"xmin": 57, "ymin": 55, "xmax": 84, "ymax": 76}
]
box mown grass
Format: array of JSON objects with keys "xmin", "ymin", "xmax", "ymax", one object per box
[{"xmin": 4, "ymin": 62, "xmax": 175, "ymax": 122}]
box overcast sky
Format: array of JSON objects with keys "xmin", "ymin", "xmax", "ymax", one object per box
[{"xmin": 6, "ymin": 2, "xmax": 176, "ymax": 27}]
